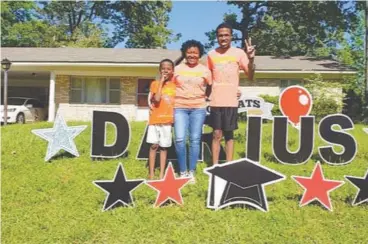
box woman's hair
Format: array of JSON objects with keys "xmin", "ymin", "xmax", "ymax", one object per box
[
  {"xmin": 159, "ymin": 58, "xmax": 174, "ymax": 69},
  {"xmin": 180, "ymin": 39, "xmax": 205, "ymax": 59},
  {"xmin": 216, "ymin": 23, "xmax": 233, "ymax": 35}
]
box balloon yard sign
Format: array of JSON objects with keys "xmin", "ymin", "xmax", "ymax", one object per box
[
  {"xmin": 32, "ymin": 86, "xmax": 367, "ymax": 212},
  {"xmin": 279, "ymin": 86, "xmax": 312, "ymax": 128}
]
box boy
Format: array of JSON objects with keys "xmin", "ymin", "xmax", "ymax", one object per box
[{"xmin": 147, "ymin": 59, "xmax": 176, "ymax": 179}]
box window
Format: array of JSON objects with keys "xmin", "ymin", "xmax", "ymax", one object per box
[
  {"xmin": 137, "ymin": 78, "xmax": 153, "ymax": 107},
  {"xmin": 108, "ymin": 78, "xmax": 121, "ymax": 104},
  {"xmin": 70, "ymin": 77, "xmax": 121, "ymax": 104}
]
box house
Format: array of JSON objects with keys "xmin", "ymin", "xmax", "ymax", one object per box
[{"xmin": 1, "ymin": 47, "xmax": 356, "ymax": 122}]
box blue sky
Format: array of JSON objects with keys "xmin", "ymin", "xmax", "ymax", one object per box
[
  {"xmin": 116, "ymin": 1, "xmax": 241, "ymax": 49},
  {"xmin": 166, "ymin": 1, "xmax": 240, "ymax": 49},
  {"xmin": 108, "ymin": 1, "xmax": 360, "ymax": 50}
]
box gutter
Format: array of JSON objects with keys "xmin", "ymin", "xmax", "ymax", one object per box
[
  {"xmin": 11, "ymin": 62, "xmax": 159, "ymax": 67},
  {"xmin": 9, "ymin": 62, "xmax": 357, "ymax": 74}
]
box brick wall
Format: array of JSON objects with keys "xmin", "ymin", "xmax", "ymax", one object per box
[
  {"xmin": 55, "ymin": 75, "xmax": 70, "ymax": 104},
  {"xmin": 120, "ymin": 77, "xmax": 137, "ymax": 104}
]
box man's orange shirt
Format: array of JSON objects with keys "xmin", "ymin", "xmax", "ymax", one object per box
[
  {"xmin": 149, "ymin": 80, "xmax": 176, "ymax": 125},
  {"xmin": 207, "ymin": 47, "xmax": 249, "ymax": 107}
]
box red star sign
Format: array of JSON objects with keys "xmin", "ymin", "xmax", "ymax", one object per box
[
  {"xmin": 292, "ymin": 162, "xmax": 344, "ymax": 211},
  {"xmin": 146, "ymin": 162, "xmax": 191, "ymax": 207}
]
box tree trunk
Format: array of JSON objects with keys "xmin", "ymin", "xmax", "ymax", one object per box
[{"xmin": 240, "ymin": 3, "xmax": 250, "ymax": 48}]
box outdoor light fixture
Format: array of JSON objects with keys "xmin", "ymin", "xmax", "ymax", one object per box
[
  {"xmin": 1, "ymin": 58, "xmax": 12, "ymax": 71},
  {"xmin": 2, "ymin": 58, "xmax": 12, "ymax": 126}
]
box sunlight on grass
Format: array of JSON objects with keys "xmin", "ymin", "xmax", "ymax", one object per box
[{"xmin": 1, "ymin": 121, "xmax": 367, "ymax": 243}]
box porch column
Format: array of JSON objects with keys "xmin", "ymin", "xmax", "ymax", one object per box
[{"xmin": 48, "ymin": 71, "xmax": 56, "ymax": 122}]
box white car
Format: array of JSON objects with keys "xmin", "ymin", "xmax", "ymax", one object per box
[{"xmin": 0, "ymin": 97, "xmax": 48, "ymax": 124}]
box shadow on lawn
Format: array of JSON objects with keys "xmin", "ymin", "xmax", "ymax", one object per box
[
  {"xmin": 144, "ymin": 153, "xmax": 181, "ymax": 173},
  {"xmin": 286, "ymin": 194, "xmax": 350, "ymax": 210},
  {"xmin": 201, "ymin": 195, "xmax": 279, "ymax": 211},
  {"xmin": 344, "ymin": 196, "xmax": 356, "ymax": 205},
  {"xmin": 96, "ymin": 200, "xmax": 138, "ymax": 211},
  {"xmin": 91, "ymin": 151, "xmax": 130, "ymax": 162},
  {"xmin": 343, "ymin": 196, "xmax": 368, "ymax": 206},
  {"xmin": 144, "ymin": 199, "xmax": 179, "ymax": 207},
  {"xmin": 49, "ymin": 151, "xmax": 79, "ymax": 161},
  {"xmin": 210, "ymin": 203, "xmax": 272, "ymax": 211},
  {"xmin": 259, "ymin": 152, "xmax": 325, "ymax": 164}
]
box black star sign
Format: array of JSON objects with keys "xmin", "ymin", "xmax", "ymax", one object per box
[
  {"xmin": 94, "ymin": 163, "xmax": 144, "ymax": 211},
  {"xmin": 345, "ymin": 169, "xmax": 368, "ymax": 206}
]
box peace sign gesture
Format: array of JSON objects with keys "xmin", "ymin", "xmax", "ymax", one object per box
[{"xmin": 244, "ymin": 37, "xmax": 256, "ymax": 59}]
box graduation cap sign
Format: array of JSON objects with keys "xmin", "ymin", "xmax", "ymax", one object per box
[{"xmin": 204, "ymin": 158, "xmax": 286, "ymax": 212}]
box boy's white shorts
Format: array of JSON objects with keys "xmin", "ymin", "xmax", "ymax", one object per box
[{"xmin": 146, "ymin": 125, "xmax": 172, "ymax": 148}]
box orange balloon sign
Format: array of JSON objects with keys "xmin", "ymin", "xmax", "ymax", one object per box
[{"xmin": 279, "ymin": 86, "xmax": 312, "ymax": 127}]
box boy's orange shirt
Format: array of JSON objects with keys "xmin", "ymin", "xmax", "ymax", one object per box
[{"xmin": 149, "ymin": 80, "xmax": 176, "ymax": 125}]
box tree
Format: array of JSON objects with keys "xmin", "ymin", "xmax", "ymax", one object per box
[
  {"xmin": 4, "ymin": 20, "xmax": 63, "ymax": 47},
  {"xmin": 205, "ymin": 1, "xmax": 357, "ymax": 56},
  {"xmin": 106, "ymin": 1, "xmax": 181, "ymax": 48},
  {"xmin": 365, "ymin": 0, "xmax": 368, "ymax": 98},
  {"xmin": 1, "ymin": 0, "xmax": 179, "ymax": 48},
  {"xmin": 1, "ymin": 1, "xmax": 41, "ymax": 46},
  {"xmin": 334, "ymin": 9, "xmax": 365, "ymax": 121}
]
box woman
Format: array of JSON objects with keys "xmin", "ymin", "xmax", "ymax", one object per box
[{"xmin": 174, "ymin": 40, "xmax": 212, "ymax": 183}]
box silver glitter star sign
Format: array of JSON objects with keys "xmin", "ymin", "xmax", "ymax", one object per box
[{"xmin": 32, "ymin": 111, "xmax": 87, "ymax": 161}]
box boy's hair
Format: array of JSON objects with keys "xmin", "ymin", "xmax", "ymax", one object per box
[
  {"xmin": 180, "ymin": 39, "xmax": 205, "ymax": 59},
  {"xmin": 216, "ymin": 23, "xmax": 233, "ymax": 35},
  {"xmin": 159, "ymin": 59, "xmax": 174, "ymax": 69}
]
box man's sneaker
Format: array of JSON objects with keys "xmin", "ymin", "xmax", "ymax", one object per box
[{"xmin": 187, "ymin": 171, "xmax": 196, "ymax": 184}]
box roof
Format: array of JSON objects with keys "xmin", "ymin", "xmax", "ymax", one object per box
[
  {"xmin": 1, "ymin": 47, "xmax": 181, "ymax": 64},
  {"xmin": 1, "ymin": 47, "xmax": 355, "ymax": 72}
]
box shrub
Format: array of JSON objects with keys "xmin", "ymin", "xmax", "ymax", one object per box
[
  {"xmin": 258, "ymin": 94, "xmax": 341, "ymax": 122},
  {"xmin": 259, "ymin": 94, "xmax": 282, "ymax": 116},
  {"xmin": 304, "ymin": 73, "xmax": 345, "ymax": 121}
]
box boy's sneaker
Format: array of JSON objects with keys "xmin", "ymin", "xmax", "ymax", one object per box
[
  {"xmin": 187, "ymin": 171, "xmax": 196, "ymax": 184},
  {"xmin": 179, "ymin": 172, "xmax": 188, "ymax": 178}
]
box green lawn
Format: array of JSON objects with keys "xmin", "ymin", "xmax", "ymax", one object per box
[{"xmin": 2, "ymin": 121, "xmax": 368, "ymax": 243}]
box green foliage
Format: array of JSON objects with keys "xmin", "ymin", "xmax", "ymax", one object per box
[
  {"xmin": 4, "ymin": 20, "xmax": 59, "ymax": 47},
  {"xmin": 334, "ymin": 10, "xmax": 366, "ymax": 122},
  {"xmin": 311, "ymin": 98, "xmax": 341, "ymax": 121},
  {"xmin": 1, "ymin": 1, "xmax": 179, "ymax": 48},
  {"xmin": 259, "ymin": 94, "xmax": 282, "ymax": 116},
  {"xmin": 258, "ymin": 74, "xmax": 347, "ymax": 121},
  {"xmin": 1, "ymin": 1, "xmax": 39, "ymax": 46},
  {"xmin": 305, "ymin": 74, "xmax": 345, "ymax": 120},
  {"xmin": 250, "ymin": 14, "xmax": 306, "ymax": 56},
  {"xmin": 2, "ymin": 121, "xmax": 368, "ymax": 243},
  {"xmin": 206, "ymin": 1, "xmax": 360, "ymax": 56},
  {"xmin": 110, "ymin": 1, "xmax": 181, "ymax": 48}
]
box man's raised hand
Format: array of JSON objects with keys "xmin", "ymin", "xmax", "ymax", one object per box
[{"xmin": 244, "ymin": 37, "xmax": 256, "ymax": 59}]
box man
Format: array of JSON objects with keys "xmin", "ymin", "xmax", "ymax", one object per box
[{"xmin": 207, "ymin": 23, "xmax": 256, "ymax": 164}]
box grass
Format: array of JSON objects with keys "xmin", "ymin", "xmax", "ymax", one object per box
[{"xmin": 2, "ymin": 121, "xmax": 368, "ymax": 243}]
